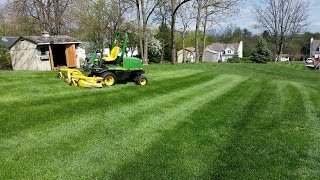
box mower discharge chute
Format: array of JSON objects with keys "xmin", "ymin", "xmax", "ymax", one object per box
[{"xmin": 57, "ymin": 32, "xmax": 148, "ymax": 88}]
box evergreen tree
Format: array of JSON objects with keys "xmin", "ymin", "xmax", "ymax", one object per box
[
  {"xmin": 250, "ymin": 38, "xmax": 271, "ymax": 63},
  {"xmin": 155, "ymin": 22, "xmax": 171, "ymax": 62}
]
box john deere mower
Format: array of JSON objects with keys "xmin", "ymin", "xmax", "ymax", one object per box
[{"xmin": 58, "ymin": 32, "xmax": 148, "ymax": 88}]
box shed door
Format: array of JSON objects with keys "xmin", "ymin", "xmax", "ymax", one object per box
[{"xmin": 65, "ymin": 44, "xmax": 76, "ymax": 67}]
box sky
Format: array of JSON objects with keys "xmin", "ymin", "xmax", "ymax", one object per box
[
  {"xmin": 0, "ymin": 0, "xmax": 319, "ymax": 34},
  {"xmin": 227, "ymin": 0, "xmax": 320, "ymax": 34}
]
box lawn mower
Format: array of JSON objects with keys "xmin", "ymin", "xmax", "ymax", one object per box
[
  {"xmin": 58, "ymin": 32, "xmax": 148, "ymax": 88},
  {"xmin": 87, "ymin": 32, "xmax": 148, "ymax": 86}
]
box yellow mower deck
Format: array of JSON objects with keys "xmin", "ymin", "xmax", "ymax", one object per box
[{"xmin": 58, "ymin": 68, "xmax": 105, "ymax": 88}]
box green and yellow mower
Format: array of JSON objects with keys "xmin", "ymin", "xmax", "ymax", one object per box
[{"xmin": 58, "ymin": 32, "xmax": 148, "ymax": 88}]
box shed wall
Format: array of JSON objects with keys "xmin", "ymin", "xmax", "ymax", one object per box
[{"xmin": 10, "ymin": 40, "xmax": 51, "ymax": 70}]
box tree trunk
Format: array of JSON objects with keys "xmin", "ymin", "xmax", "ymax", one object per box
[
  {"xmin": 136, "ymin": 0, "xmax": 144, "ymax": 60},
  {"xmin": 277, "ymin": 42, "xmax": 284, "ymax": 62},
  {"xmin": 202, "ymin": 3, "xmax": 208, "ymax": 62},
  {"xmin": 143, "ymin": 23, "xmax": 148, "ymax": 64},
  {"xmin": 141, "ymin": 0, "xmax": 149, "ymax": 64},
  {"xmin": 182, "ymin": 34, "xmax": 186, "ymax": 63},
  {"xmin": 171, "ymin": 0, "xmax": 177, "ymax": 64},
  {"xmin": 194, "ymin": 0, "xmax": 202, "ymax": 63},
  {"xmin": 161, "ymin": 38, "xmax": 164, "ymax": 63}
]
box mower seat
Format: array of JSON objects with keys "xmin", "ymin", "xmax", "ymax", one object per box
[{"xmin": 102, "ymin": 46, "xmax": 120, "ymax": 62}]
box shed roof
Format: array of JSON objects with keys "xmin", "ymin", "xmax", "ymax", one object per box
[{"xmin": 10, "ymin": 35, "xmax": 81, "ymax": 49}]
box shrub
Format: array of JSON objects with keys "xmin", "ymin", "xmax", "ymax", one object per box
[
  {"xmin": 241, "ymin": 57, "xmax": 250, "ymax": 62},
  {"xmin": 0, "ymin": 44, "xmax": 12, "ymax": 70},
  {"xmin": 250, "ymin": 38, "xmax": 271, "ymax": 63},
  {"xmin": 228, "ymin": 54, "xmax": 241, "ymax": 63}
]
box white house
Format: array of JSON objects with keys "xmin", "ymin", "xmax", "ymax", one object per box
[
  {"xmin": 279, "ymin": 54, "xmax": 290, "ymax": 62},
  {"xmin": 9, "ymin": 31, "xmax": 83, "ymax": 70},
  {"xmin": 177, "ymin": 47, "xmax": 196, "ymax": 63},
  {"xmin": 202, "ymin": 41, "xmax": 243, "ymax": 62},
  {"xmin": 310, "ymin": 38, "xmax": 320, "ymax": 58}
]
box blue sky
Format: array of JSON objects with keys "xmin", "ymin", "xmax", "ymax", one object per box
[
  {"xmin": 229, "ymin": 0, "xmax": 320, "ymax": 34},
  {"xmin": 0, "ymin": 0, "xmax": 319, "ymax": 34}
]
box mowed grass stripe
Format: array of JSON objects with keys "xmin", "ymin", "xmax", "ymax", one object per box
[
  {"xmin": 47, "ymin": 75, "xmax": 247, "ymax": 179},
  {"xmin": 1, "ymin": 74, "xmax": 245, "ymax": 179},
  {"xmin": 210, "ymin": 81, "xmax": 309, "ymax": 179},
  {"xmin": 0, "ymin": 73, "xmax": 221, "ymax": 143},
  {"xmin": 0, "ymin": 71, "xmax": 213, "ymax": 137},
  {"xmin": 1, "ymin": 75, "xmax": 243, "ymax": 179},
  {"xmin": 109, "ymin": 78, "xmax": 263, "ymax": 179},
  {"xmin": 293, "ymin": 83, "xmax": 320, "ymax": 178},
  {"xmin": 0, "ymin": 69, "xmax": 203, "ymax": 103}
]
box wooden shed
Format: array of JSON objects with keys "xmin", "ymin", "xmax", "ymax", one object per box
[{"xmin": 9, "ymin": 32, "xmax": 82, "ymax": 70}]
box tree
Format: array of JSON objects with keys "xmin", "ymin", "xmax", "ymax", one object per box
[
  {"xmin": 75, "ymin": 0, "xmax": 135, "ymax": 51},
  {"xmin": 254, "ymin": 0, "xmax": 310, "ymax": 61},
  {"xmin": 0, "ymin": 42, "xmax": 12, "ymax": 70},
  {"xmin": 76, "ymin": 0, "xmax": 109, "ymax": 50},
  {"xmin": 170, "ymin": 0, "xmax": 192, "ymax": 64},
  {"xmin": 250, "ymin": 38, "xmax": 271, "ymax": 63},
  {"xmin": 133, "ymin": 0, "xmax": 161, "ymax": 64},
  {"xmin": 155, "ymin": 22, "xmax": 171, "ymax": 63},
  {"xmin": 194, "ymin": 0, "xmax": 239, "ymax": 62},
  {"xmin": 177, "ymin": 2, "xmax": 192, "ymax": 63},
  {"xmin": 7, "ymin": 0, "xmax": 74, "ymax": 35}
]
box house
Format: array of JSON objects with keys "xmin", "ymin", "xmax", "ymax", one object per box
[
  {"xmin": 9, "ymin": 31, "xmax": 83, "ymax": 70},
  {"xmin": 0, "ymin": 37, "xmax": 17, "ymax": 48},
  {"xmin": 279, "ymin": 54, "xmax": 290, "ymax": 62},
  {"xmin": 202, "ymin": 41, "xmax": 243, "ymax": 62},
  {"xmin": 310, "ymin": 38, "xmax": 320, "ymax": 58},
  {"xmin": 177, "ymin": 47, "xmax": 196, "ymax": 63}
]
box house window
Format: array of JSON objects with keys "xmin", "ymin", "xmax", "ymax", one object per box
[{"xmin": 228, "ymin": 50, "xmax": 232, "ymax": 54}]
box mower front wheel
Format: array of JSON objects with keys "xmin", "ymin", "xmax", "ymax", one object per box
[
  {"xmin": 57, "ymin": 72, "xmax": 64, "ymax": 79},
  {"xmin": 136, "ymin": 75, "xmax": 148, "ymax": 85},
  {"xmin": 102, "ymin": 72, "xmax": 116, "ymax": 86}
]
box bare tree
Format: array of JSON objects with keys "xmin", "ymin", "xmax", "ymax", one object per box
[
  {"xmin": 7, "ymin": 0, "xmax": 73, "ymax": 35},
  {"xmin": 194, "ymin": 0, "xmax": 239, "ymax": 62},
  {"xmin": 254, "ymin": 0, "xmax": 310, "ymax": 61},
  {"xmin": 133, "ymin": 0, "xmax": 161, "ymax": 64},
  {"xmin": 177, "ymin": 2, "xmax": 193, "ymax": 63},
  {"xmin": 75, "ymin": 0, "xmax": 135, "ymax": 51},
  {"xmin": 170, "ymin": 0, "xmax": 192, "ymax": 64},
  {"xmin": 153, "ymin": 0, "xmax": 171, "ymax": 63}
]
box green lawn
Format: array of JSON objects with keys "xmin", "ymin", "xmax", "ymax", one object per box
[{"xmin": 1, "ymin": 62, "xmax": 320, "ymax": 179}]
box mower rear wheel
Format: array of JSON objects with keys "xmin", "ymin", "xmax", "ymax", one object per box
[
  {"xmin": 102, "ymin": 72, "xmax": 116, "ymax": 86},
  {"xmin": 136, "ymin": 75, "xmax": 148, "ymax": 85}
]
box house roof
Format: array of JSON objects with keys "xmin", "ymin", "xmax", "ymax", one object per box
[
  {"xmin": 9, "ymin": 35, "xmax": 81, "ymax": 49},
  {"xmin": 207, "ymin": 43, "xmax": 240, "ymax": 52},
  {"xmin": 0, "ymin": 37, "xmax": 17, "ymax": 48}
]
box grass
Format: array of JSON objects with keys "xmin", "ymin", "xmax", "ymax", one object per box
[{"xmin": 1, "ymin": 62, "xmax": 320, "ymax": 179}]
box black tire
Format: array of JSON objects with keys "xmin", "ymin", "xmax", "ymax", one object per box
[
  {"xmin": 102, "ymin": 72, "xmax": 117, "ymax": 86},
  {"xmin": 135, "ymin": 75, "xmax": 148, "ymax": 85},
  {"xmin": 57, "ymin": 72, "xmax": 64, "ymax": 79}
]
